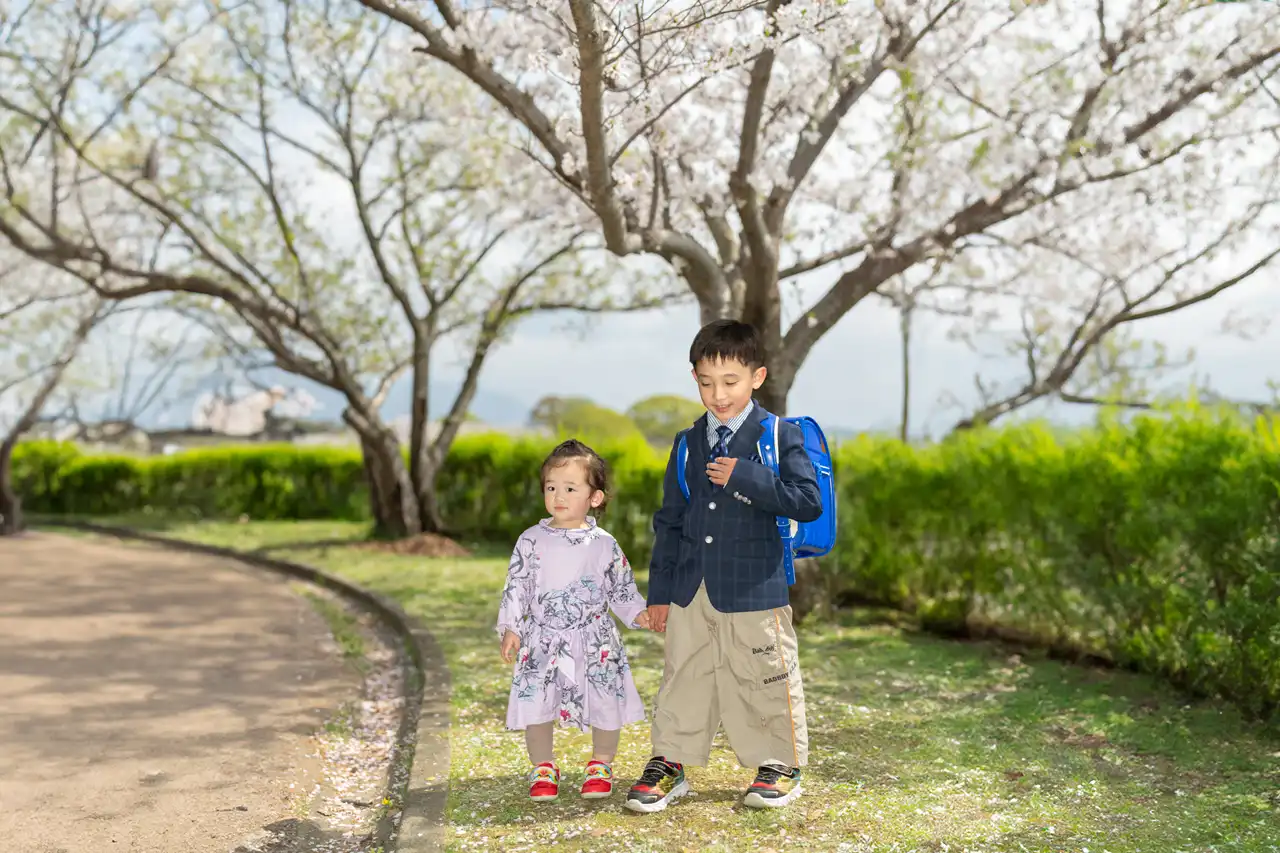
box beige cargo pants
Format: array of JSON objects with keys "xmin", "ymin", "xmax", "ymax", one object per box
[{"xmin": 650, "ymin": 583, "xmax": 808, "ymax": 769}]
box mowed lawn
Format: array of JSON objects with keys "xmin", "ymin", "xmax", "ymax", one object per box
[{"xmin": 62, "ymin": 517, "xmax": 1280, "ymax": 852}]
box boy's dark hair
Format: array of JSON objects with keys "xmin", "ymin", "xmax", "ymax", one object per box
[
  {"xmin": 540, "ymin": 438, "xmax": 611, "ymax": 515},
  {"xmin": 689, "ymin": 319, "xmax": 764, "ymax": 369}
]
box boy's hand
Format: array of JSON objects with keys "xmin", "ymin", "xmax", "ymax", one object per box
[
  {"xmin": 500, "ymin": 630, "xmax": 521, "ymax": 663},
  {"xmin": 647, "ymin": 604, "xmax": 670, "ymax": 633},
  {"xmin": 707, "ymin": 456, "xmax": 737, "ymax": 486},
  {"xmin": 634, "ymin": 610, "xmax": 652, "ymax": 630}
]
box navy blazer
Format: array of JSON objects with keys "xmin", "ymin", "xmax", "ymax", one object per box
[{"xmin": 647, "ymin": 402, "xmax": 823, "ymax": 614}]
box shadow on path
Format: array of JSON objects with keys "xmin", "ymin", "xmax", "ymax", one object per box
[{"xmin": 0, "ymin": 532, "xmax": 359, "ymax": 853}]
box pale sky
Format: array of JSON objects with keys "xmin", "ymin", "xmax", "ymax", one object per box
[
  {"xmin": 97, "ymin": 268, "xmax": 1278, "ymax": 441},
  {"xmin": 448, "ymin": 280, "xmax": 1280, "ymax": 438}
]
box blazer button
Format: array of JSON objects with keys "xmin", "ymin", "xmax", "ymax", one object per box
[
  {"xmin": 708, "ymin": 501, "xmax": 716, "ymax": 510},
  {"xmin": 704, "ymin": 535, "xmax": 713, "ymax": 544}
]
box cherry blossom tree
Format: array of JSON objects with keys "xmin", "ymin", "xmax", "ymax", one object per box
[
  {"xmin": 0, "ymin": 0, "xmax": 680, "ymax": 536},
  {"xmin": 354, "ymin": 0, "xmax": 1280, "ymax": 417},
  {"xmin": 36, "ymin": 308, "xmax": 224, "ymax": 449},
  {"xmin": 0, "ymin": 262, "xmax": 106, "ymax": 534}
]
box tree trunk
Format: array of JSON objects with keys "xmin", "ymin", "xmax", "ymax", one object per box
[
  {"xmin": 417, "ymin": 471, "xmax": 447, "ymax": 534},
  {"xmin": 355, "ymin": 425, "xmax": 422, "ymax": 539},
  {"xmin": 407, "ymin": 329, "xmax": 432, "ymax": 527},
  {"xmin": 899, "ymin": 301, "xmax": 913, "ymax": 443},
  {"xmin": 0, "ymin": 439, "xmax": 23, "ymax": 536},
  {"xmin": 753, "ymin": 380, "xmax": 788, "ymax": 416},
  {"xmin": 0, "ymin": 305, "xmax": 99, "ymax": 537},
  {"xmin": 747, "ymin": 348, "xmax": 788, "ymax": 414}
]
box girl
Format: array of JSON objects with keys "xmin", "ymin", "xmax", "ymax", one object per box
[{"xmin": 496, "ymin": 438, "xmax": 651, "ymax": 801}]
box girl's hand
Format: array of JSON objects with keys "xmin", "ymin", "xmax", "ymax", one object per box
[
  {"xmin": 500, "ymin": 630, "xmax": 521, "ymax": 663},
  {"xmin": 634, "ymin": 610, "xmax": 652, "ymax": 630}
]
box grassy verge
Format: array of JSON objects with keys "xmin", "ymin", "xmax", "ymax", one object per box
[
  {"xmin": 296, "ymin": 585, "xmax": 371, "ymax": 675},
  {"xmin": 48, "ymin": 516, "xmax": 1280, "ymax": 853}
]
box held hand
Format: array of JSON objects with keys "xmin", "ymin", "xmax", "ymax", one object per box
[
  {"xmin": 647, "ymin": 604, "xmax": 670, "ymax": 633},
  {"xmin": 500, "ymin": 630, "xmax": 521, "ymax": 664},
  {"xmin": 634, "ymin": 610, "xmax": 652, "ymax": 630},
  {"xmin": 706, "ymin": 456, "xmax": 737, "ymax": 486}
]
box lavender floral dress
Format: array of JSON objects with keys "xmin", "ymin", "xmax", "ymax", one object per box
[{"xmin": 496, "ymin": 518, "xmax": 647, "ymax": 732}]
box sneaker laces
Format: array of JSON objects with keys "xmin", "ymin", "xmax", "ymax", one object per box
[
  {"xmin": 636, "ymin": 758, "xmax": 676, "ymax": 787},
  {"xmin": 755, "ymin": 765, "xmax": 787, "ymax": 785}
]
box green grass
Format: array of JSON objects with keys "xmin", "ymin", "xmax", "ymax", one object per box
[
  {"xmin": 296, "ymin": 586, "xmax": 370, "ymax": 674},
  {"xmin": 54, "ymin": 516, "xmax": 1280, "ymax": 852}
]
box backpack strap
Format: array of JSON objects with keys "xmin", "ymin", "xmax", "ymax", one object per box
[
  {"xmin": 675, "ymin": 431, "xmax": 691, "ymax": 501},
  {"xmin": 755, "ymin": 413, "xmax": 796, "ymax": 586}
]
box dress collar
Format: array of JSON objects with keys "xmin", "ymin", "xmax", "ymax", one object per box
[{"xmin": 538, "ymin": 516, "xmax": 601, "ymax": 542}]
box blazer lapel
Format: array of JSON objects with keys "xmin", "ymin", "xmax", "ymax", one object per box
[
  {"xmin": 729, "ymin": 402, "xmax": 768, "ymax": 460},
  {"xmin": 688, "ymin": 414, "xmax": 709, "ymax": 486}
]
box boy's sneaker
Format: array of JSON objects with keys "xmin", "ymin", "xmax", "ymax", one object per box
[
  {"xmin": 743, "ymin": 764, "xmax": 802, "ymax": 809},
  {"xmin": 623, "ymin": 756, "xmax": 689, "ymax": 813},
  {"xmin": 580, "ymin": 759, "xmax": 613, "ymax": 799},
  {"xmin": 528, "ymin": 762, "xmax": 560, "ymax": 801}
]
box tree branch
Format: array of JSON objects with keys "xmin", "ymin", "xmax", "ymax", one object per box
[
  {"xmin": 1, "ymin": 299, "xmax": 103, "ymax": 446},
  {"xmin": 568, "ymin": 0, "xmax": 631, "ymax": 253},
  {"xmin": 352, "ymin": 0, "xmax": 582, "ymax": 192},
  {"xmin": 949, "ymin": 243, "xmax": 1280, "ymax": 433}
]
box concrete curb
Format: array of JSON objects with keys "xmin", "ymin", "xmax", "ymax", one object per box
[{"xmin": 32, "ymin": 518, "xmax": 449, "ymax": 853}]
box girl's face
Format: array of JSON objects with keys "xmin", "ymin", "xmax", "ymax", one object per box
[{"xmin": 543, "ymin": 459, "xmax": 603, "ymax": 527}]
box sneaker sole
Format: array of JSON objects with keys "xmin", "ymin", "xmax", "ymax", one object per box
[
  {"xmin": 581, "ymin": 789, "xmax": 613, "ymax": 800},
  {"xmin": 623, "ymin": 779, "xmax": 690, "ymax": 813},
  {"xmin": 530, "ymin": 793, "xmax": 559, "ymax": 802},
  {"xmin": 742, "ymin": 783, "xmax": 802, "ymax": 809}
]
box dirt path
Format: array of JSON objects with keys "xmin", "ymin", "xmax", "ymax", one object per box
[{"xmin": 0, "ymin": 532, "xmax": 361, "ymax": 853}]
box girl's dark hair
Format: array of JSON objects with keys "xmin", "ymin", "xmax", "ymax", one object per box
[
  {"xmin": 540, "ymin": 438, "xmax": 611, "ymax": 515},
  {"xmin": 689, "ymin": 319, "xmax": 764, "ymax": 369}
]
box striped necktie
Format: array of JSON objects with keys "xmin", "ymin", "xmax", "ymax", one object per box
[{"xmin": 710, "ymin": 425, "xmax": 733, "ymax": 482}]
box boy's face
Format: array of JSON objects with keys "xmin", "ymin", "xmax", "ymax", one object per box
[
  {"xmin": 543, "ymin": 459, "xmax": 603, "ymax": 526},
  {"xmin": 692, "ymin": 357, "xmax": 766, "ymax": 423}
]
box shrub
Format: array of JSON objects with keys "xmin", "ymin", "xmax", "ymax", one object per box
[{"xmin": 830, "ymin": 407, "xmax": 1280, "ymax": 719}]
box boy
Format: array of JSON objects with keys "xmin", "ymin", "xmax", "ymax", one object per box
[{"xmin": 625, "ymin": 319, "xmax": 823, "ymax": 813}]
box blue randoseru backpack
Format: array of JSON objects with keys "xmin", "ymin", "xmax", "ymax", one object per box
[{"xmin": 675, "ymin": 412, "xmax": 837, "ymax": 585}]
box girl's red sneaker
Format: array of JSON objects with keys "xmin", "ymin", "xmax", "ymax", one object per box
[
  {"xmin": 528, "ymin": 762, "xmax": 560, "ymax": 801},
  {"xmin": 580, "ymin": 759, "xmax": 613, "ymax": 799}
]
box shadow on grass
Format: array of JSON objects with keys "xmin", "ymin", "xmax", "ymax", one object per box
[
  {"xmin": 252, "ymin": 536, "xmax": 373, "ymax": 554},
  {"xmin": 30, "ymin": 511, "xmax": 190, "ymax": 533}
]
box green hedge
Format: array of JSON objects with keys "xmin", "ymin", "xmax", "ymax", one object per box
[
  {"xmin": 13, "ymin": 407, "xmax": 1280, "ymax": 720},
  {"xmin": 14, "ymin": 442, "xmax": 370, "ymax": 520},
  {"xmin": 11, "ymin": 435, "xmax": 666, "ymax": 565},
  {"xmin": 833, "ymin": 411, "xmax": 1280, "ymax": 721}
]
